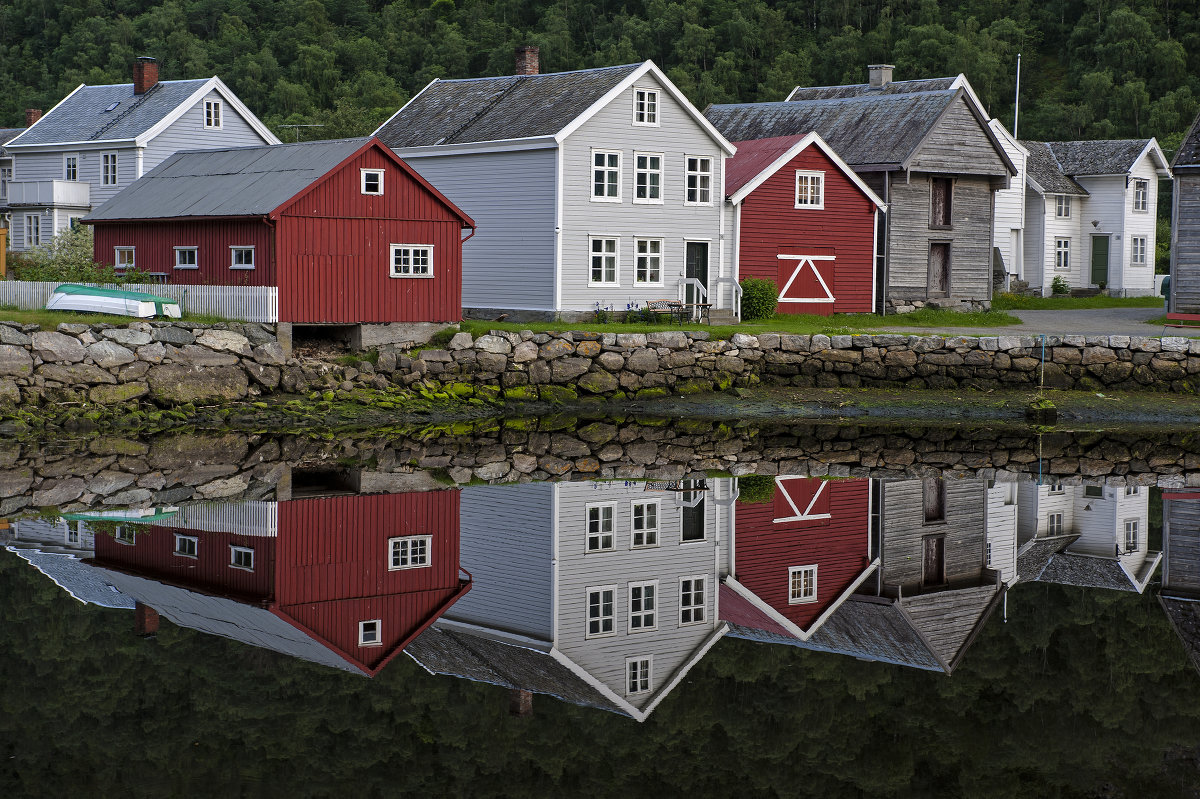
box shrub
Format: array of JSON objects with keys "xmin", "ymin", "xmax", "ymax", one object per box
[
  {"xmin": 737, "ymin": 474, "xmax": 776, "ymax": 504},
  {"xmin": 740, "ymin": 277, "xmax": 779, "ymax": 321},
  {"xmin": 1050, "ymin": 275, "xmax": 1070, "ymax": 296},
  {"xmin": 9, "ymin": 225, "xmax": 151, "ymax": 285}
]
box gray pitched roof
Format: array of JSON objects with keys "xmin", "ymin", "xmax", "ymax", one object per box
[
  {"xmin": 0, "ymin": 128, "xmax": 22, "ymax": 147},
  {"xmin": 705, "ymin": 91, "xmax": 958, "ymax": 169},
  {"xmin": 1016, "ymin": 534, "xmax": 1081, "ymax": 581},
  {"xmin": 1159, "ymin": 595, "xmax": 1200, "ymax": 676},
  {"xmin": 86, "ymin": 138, "xmax": 369, "ymax": 221},
  {"xmin": 375, "ymin": 64, "xmax": 642, "ymax": 148},
  {"xmin": 1037, "ymin": 552, "xmax": 1142, "ymax": 591},
  {"xmin": 8, "ymin": 80, "xmax": 211, "ymax": 146},
  {"xmin": 1045, "ymin": 139, "xmax": 1153, "ymax": 176},
  {"xmin": 6, "ymin": 547, "xmax": 135, "ymax": 609},
  {"xmin": 1021, "ymin": 141, "xmax": 1089, "ymax": 196},
  {"xmin": 1173, "ymin": 112, "xmax": 1200, "ymax": 169},
  {"xmin": 406, "ymin": 624, "xmax": 628, "ymax": 715},
  {"xmin": 787, "ymin": 76, "xmax": 957, "ymax": 101}
]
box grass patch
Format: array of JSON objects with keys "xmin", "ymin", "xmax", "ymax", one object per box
[
  {"xmin": 992, "ymin": 293, "xmax": 1165, "ymax": 310},
  {"xmin": 462, "ymin": 307, "xmax": 1020, "ymax": 338},
  {"xmin": 0, "ymin": 305, "xmax": 228, "ymax": 328}
]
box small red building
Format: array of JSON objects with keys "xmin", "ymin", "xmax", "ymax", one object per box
[
  {"xmin": 88, "ymin": 491, "xmax": 471, "ymax": 676},
  {"xmin": 721, "ymin": 476, "xmax": 878, "ymax": 640},
  {"xmin": 86, "ymin": 137, "xmax": 475, "ymax": 324},
  {"xmin": 726, "ymin": 133, "xmax": 885, "ymax": 315}
]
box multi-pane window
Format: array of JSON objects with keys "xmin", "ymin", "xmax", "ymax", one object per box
[
  {"xmin": 930, "ymin": 177, "xmax": 952, "ymax": 227},
  {"xmin": 230, "ymin": 545, "xmax": 254, "ymax": 570},
  {"xmin": 1055, "ymin": 195, "xmax": 1072, "ymax": 218},
  {"xmin": 114, "ymin": 247, "xmax": 135, "ymax": 270},
  {"xmin": 67, "ymin": 526, "xmax": 81, "ymax": 545},
  {"xmin": 685, "ymin": 156, "xmax": 712, "ymax": 205},
  {"xmin": 633, "ymin": 88, "xmax": 659, "ymax": 125},
  {"xmin": 361, "ymin": 169, "xmax": 383, "ymax": 195},
  {"xmin": 1131, "ymin": 236, "xmax": 1147, "ymax": 266},
  {"xmin": 1124, "ymin": 520, "xmax": 1139, "ymax": 551},
  {"xmin": 390, "ymin": 245, "xmax": 432, "ymax": 278},
  {"xmin": 1047, "ymin": 513, "xmax": 1064, "ymax": 535},
  {"xmin": 64, "ymin": 153, "xmax": 78, "ymax": 181},
  {"xmin": 586, "ymin": 504, "xmax": 615, "ymax": 551},
  {"xmin": 174, "ymin": 247, "xmax": 198, "ymax": 269},
  {"xmin": 592, "ymin": 151, "xmax": 620, "ymax": 200},
  {"xmin": 359, "ymin": 619, "xmax": 381, "ymax": 646},
  {"xmin": 586, "ymin": 586, "xmax": 616, "ymax": 637},
  {"xmin": 1054, "ymin": 238, "xmax": 1071, "ymax": 271},
  {"xmin": 626, "ymin": 657, "xmax": 652, "ymax": 694},
  {"xmin": 985, "ymin": 542, "xmax": 992, "ymax": 566},
  {"xmin": 389, "ymin": 535, "xmax": 432, "ymax": 569},
  {"xmin": 0, "ymin": 165, "xmax": 11, "ymax": 200},
  {"xmin": 230, "ymin": 246, "xmax": 255, "ymax": 269},
  {"xmin": 24, "ymin": 215, "xmax": 40, "ymax": 248},
  {"xmin": 589, "ymin": 237, "xmax": 618, "ymax": 285},
  {"xmin": 629, "ymin": 581, "xmax": 657, "ymax": 631},
  {"xmin": 635, "ymin": 238, "xmax": 662, "ymax": 285},
  {"xmin": 102, "ymin": 152, "xmax": 118, "ymax": 185},
  {"xmin": 634, "ymin": 153, "xmax": 662, "ymax": 203},
  {"xmin": 174, "ymin": 534, "xmax": 198, "ymax": 557},
  {"xmin": 794, "ymin": 171, "xmax": 824, "ymax": 208},
  {"xmin": 631, "ymin": 500, "xmax": 659, "ymax": 547},
  {"xmin": 1126, "ymin": 486, "xmax": 1140, "ymax": 496},
  {"xmin": 789, "ymin": 565, "xmax": 818, "ymax": 603},
  {"xmin": 1133, "ymin": 179, "xmax": 1149, "ymax": 212},
  {"xmin": 1048, "ymin": 481, "xmax": 1065, "ymax": 494},
  {"xmin": 679, "ymin": 576, "xmax": 706, "ymax": 624},
  {"xmin": 204, "ymin": 99, "xmax": 222, "ymax": 129}
]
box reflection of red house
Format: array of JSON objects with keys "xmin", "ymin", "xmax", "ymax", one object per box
[
  {"xmin": 88, "ymin": 492, "xmax": 470, "ymax": 676},
  {"xmin": 726, "ymin": 133, "xmax": 886, "ymax": 315},
  {"xmin": 722, "ymin": 477, "xmax": 878, "ymax": 639}
]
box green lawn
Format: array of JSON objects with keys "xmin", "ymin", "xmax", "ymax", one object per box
[
  {"xmin": 992, "ymin": 292, "xmax": 1166, "ymax": 310},
  {"xmin": 461, "ymin": 307, "xmax": 1021, "ymax": 338},
  {"xmin": 0, "ymin": 306, "xmax": 227, "ymax": 328}
]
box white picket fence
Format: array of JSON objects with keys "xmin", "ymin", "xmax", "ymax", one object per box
[{"xmin": 0, "ymin": 281, "xmax": 279, "ymax": 322}]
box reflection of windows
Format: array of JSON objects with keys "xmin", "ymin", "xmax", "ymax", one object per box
[
  {"xmin": 230, "ymin": 545, "xmax": 254, "ymax": 571},
  {"xmin": 923, "ymin": 536, "xmax": 945, "ymax": 585},
  {"xmin": 174, "ymin": 534, "xmax": 198, "ymax": 558},
  {"xmin": 204, "ymin": 99, "xmax": 222, "ymax": 129},
  {"xmin": 230, "ymin": 246, "xmax": 255, "ymax": 269},
  {"xmin": 1084, "ymin": 485, "xmax": 1104, "ymax": 498},
  {"xmin": 359, "ymin": 619, "xmax": 381, "ymax": 646},
  {"xmin": 390, "ymin": 245, "xmax": 432, "ymax": 278},
  {"xmin": 1124, "ymin": 520, "xmax": 1139, "ymax": 551},
  {"xmin": 114, "ymin": 246, "xmax": 135, "ymax": 270},
  {"xmin": 586, "ymin": 504, "xmax": 615, "ymax": 552},
  {"xmin": 64, "ymin": 153, "xmax": 78, "ymax": 181},
  {"xmin": 1047, "ymin": 513, "xmax": 1064, "ymax": 535},
  {"xmin": 985, "ymin": 542, "xmax": 992, "ymax": 566},
  {"xmin": 389, "ymin": 535, "xmax": 431, "ymax": 569},
  {"xmin": 634, "ymin": 238, "xmax": 663, "ymax": 285},
  {"xmin": 1131, "ymin": 236, "xmax": 1147, "ymax": 266},
  {"xmin": 628, "ymin": 581, "xmax": 657, "ymax": 631},
  {"xmin": 789, "ymin": 565, "xmax": 817, "ymax": 604},
  {"xmin": 679, "ymin": 576, "xmax": 706, "ymax": 624},
  {"xmin": 114, "ymin": 527, "xmax": 135, "ymax": 545},
  {"xmin": 631, "ymin": 501, "xmax": 659, "ymax": 547},
  {"xmin": 923, "ymin": 477, "xmax": 945, "ymax": 523},
  {"xmin": 586, "ymin": 586, "xmax": 616, "ymax": 637},
  {"xmin": 102, "ymin": 152, "xmax": 118, "ymax": 185},
  {"xmin": 1125, "ymin": 486, "xmax": 1140, "ymax": 496},
  {"xmin": 626, "ymin": 657, "xmax": 652, "ymax": 695},
  {"xmin": 1047, "ymin": 482, "xmax": 1064, "ymax": 495}
]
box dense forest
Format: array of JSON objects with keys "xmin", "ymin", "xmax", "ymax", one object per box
[{"xmin": 1, "ymin": 0, "xmax": 1198, "ymax": 156}]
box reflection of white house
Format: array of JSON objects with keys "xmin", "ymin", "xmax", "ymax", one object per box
[
  {"xmin": 1016, "ymin": 483, "xmax": 1159, "ymax": 592},
  {"xmin": 985, "ymin": 480, "xmax": 1019, "ymax": 585},
  {"xmin": 407, "ymin": 479, "xmax": 734, "ymax": 721},
  {"xmin": 7, "ymin": 516, "xmax": 98, "ymax": 555}
]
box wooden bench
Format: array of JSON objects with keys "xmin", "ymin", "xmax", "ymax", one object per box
[
  {"xmin": 1163, "ymin": 312, "xmax": 1200, "ymax": 330},
  {"xmin": 645, "ymin": 299, "xmax": 682, "ymax": 322}
]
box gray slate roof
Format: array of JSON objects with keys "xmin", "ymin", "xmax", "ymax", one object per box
[
  {"xmin": 705, "ymin": 91, "xmax": 958, "ymax": 169},
  {"xmin": 375, "ymin": 64, "xmax": 642, "ymax": 148},
  {"xmin": 1016, "ymin": 535, "xmax": 1081, "ymax": 581},
  {"xmin": 1021, "ymin": 141, "xmax": 1089, "ymax": 196},
  {"xmin": 0, "ymin": 128, "xmax": 22, "ymax": 147},
  {"xmin": 1045, "ymin": 139, "xmax": 1153, "ymax": 176},
  {"xmin": 1173, "ymin": 112, "xmax": 1200, "ymax": 169},
  {"xmin": 406, "ymin": 625, "xmax": 627, "ymax": 716},
  {"xmin": 1159, "ymin": 595, "xmax": 1200, "ymax": 676},
  {"xmin": 787, "ymin": 76, "xmax": 956, "ymax": 101},
  {"xmin": 1037, "ymin": 552, "xmax": 1141, "ymax": 591},
  {"xmin": 9, "ymin": 80, "xmax": 210, "ymax": 146},
  {"xmin": 86, "ymin": 138, "xmax": 368, "ymax": 220},
  {"xmin": 7, "ymin": 547, "xmax": 134, "ymax": 609}
]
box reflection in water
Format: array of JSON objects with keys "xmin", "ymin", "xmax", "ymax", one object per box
[{"xmin": 1161, "ymin": 492, "xmax": 1200, "ymax": 675}]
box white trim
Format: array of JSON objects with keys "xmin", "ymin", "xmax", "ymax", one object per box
[
  {"xmin": 584, "ymin": 584, "xmax": 618, "ymax": 639},
  {"xmin": 173, "ymin": 533, "xmax": 198, "ymax": 558},
  {"xmin": 775, "ymin": 256, "xmax": 837, "ymax": 304},
  {"xmin": 62, "ymin": 152, "xmax": 79, "ymax": 181},
  {"xmin": 203, "ymin": 98, "xmax": 223, "ymax": 130},
  {"xmin": 625, "ymin": 656, "xmax": 653, "ymax": 695},
  {"xmin": 372, "ymin": 78, "xmax": 440, "ymax": 138},
  {"xmin": 723, "ymin": 561, "xmax": 879, "ymax": 641},
  {"xmin": 793, "ymin": 169, "xmax": 826, "ymax": 209},
  {"xmin": 727, "ymin": 131, "xmax": 886, "ymax": 209},
  {"xmin": 101, "ymin": 151, "xmax": 119, "ymax": 186},
  {"xmin": 229, "ymin": 245, "xmax": 256, "ymax": 270},
  {"xmin": 588, "ymin": 236, "xmax": 620, "ymax": 287},
  {"xmin": 631, "ymin": 87, "xmax": 661, "ymax": 127},
  {"xmin": 632, "ymin": 151, "xmax": 664, "ymax": 205},
  {"xmin": 590, "ymin": 149, "xmax": 622, "ymax": 203},
  {"xmin": 584, "ymin": 501, "xmax": 617, "ymax": 552},
  {"xmin": 391, "ymin": 135, "xmax": 559, "ymax": 158},
  {"xmin": 114, "ymin": 246, "xmax": 135, "ymax": 269},
  {"xmin": 229, "ymin": 544, "xmax": 255, "ymax": 571},
  {"xmin": 5, "ymin": 84, "xmax": 86, "ymax": 147},
  {"xmin": 684, "ymin": 154, "xmax": 715, "ymax": 206},
  {"xmin": 633, "ymin": 237, "xmax": 665, "ymax": 287},
  {"xmin": 358, "ymin": 619, "xmax": 382, "ymax": 647},
  {"xmin": 554, "ymin": 143, "xmax": 564, "ymax": 310},
  {"xmin": 137, "ymin": 77, "xmax": 280, "ymax": 146},
  {"xmin": 678, "ymin": 574, "xmax": 708, "ymax": 625},
  {"xmin": 5, "ymin": 139, "xmax": 137, "ymax": 152},
  {"xmin": 788, "ymin": 565, "xmax": 819, "ymax": 604},
  {"xmin": 629, "ymin": 498, "xmax": 661, "ymax": 548},
  {"xmin": 360, "ymin": 168, "xmax": 385, "ymax": 195},
  {"xmin": 389, "ymin": 243, "xmax": 434, "ymax": 278},
  {"xmin": 773, "ymin": 476, "xmax": 833, "ymax": 521},
  {"xmin": 387, "ymin": 534, "xmax": 432, "ymax": 570},
  {"xmin": 627, "ymin": 580, "xmax": 658, "ymax": 632},
  {"xmin": 173, "ymin": 245, "xmax": 199, "ymax": 270}
]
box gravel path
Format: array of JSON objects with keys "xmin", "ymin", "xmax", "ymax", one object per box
[{"xmin": 878, "ymin": 306, "xmax": 1169, "ymax": 338}]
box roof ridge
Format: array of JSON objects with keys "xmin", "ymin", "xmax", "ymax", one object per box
[
  {"xmin": 437, "ymin": 62, "xmax": 641, "ymax": 84},
  {"xmin": 438, "ymin": 78, "xmax": 527, "ymax": 145},
  {"xmin": 89, "ymin": 81, "xmax": 166, "ymax": 140},
  {"xmin": 715, "ymin": 90, "xmax": 954, "ymax": 111}
]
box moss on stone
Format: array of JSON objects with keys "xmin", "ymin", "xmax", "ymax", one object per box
[
  {"xmin": 634, "ymin": 387, "xmax": 670, "ymax": 400},
  {"xmin": 503, "ymin": 385, "xmax": 539, "ymax": 401},
  {"xmin": 538, "ymin": 385, "xmax": 578, "ymax": 404}
]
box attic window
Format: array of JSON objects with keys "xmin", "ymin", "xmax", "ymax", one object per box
[
  {"xmin": 103, "ymin": 101, "xmax": 120, "ymax": 112},
  {"xmin": 361, "ymin": 169, "xmax": 384, "ymax": 195},
  {"xmin": 204, "ymin": 100, "xmax": 222, "ymax": 129},
  {"xmin": 633, "ymin": 88, "xmax": 659, "ymax": 126}
]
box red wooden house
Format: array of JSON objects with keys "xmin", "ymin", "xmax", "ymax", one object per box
[
  {"xmin": 725, "ymin": 133, "xmax": 885, "ymax": 315},
  {"xmin": 86, "ymin": 491, "xmax": 471, "ymax": 676},
  {"xmin": 721, "ymin": 476, "xmax": 878, "ymax": 640},
  {"xmin": 86, "ymin": 137, "xmax": 475, "ymax": 324}
]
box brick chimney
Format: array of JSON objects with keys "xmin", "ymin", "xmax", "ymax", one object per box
[
  {"xmin": 515, "ymin": 46, "xmax": 540, "ymax": 76},
  {"xmin": 24, "ymin": 109, "xmax": 42, "ymax": 127},
  {"xmin": 868, "ymin": 64, "xmax": 894, "ymax": 88},
  {"xmin": 134, "ymin": 602, "xmax": 160, "ymax": 638},
  {"xmin": 509, "ymin": 688, "xmax": 533, "ymax": 717},
  {"xmin": 133, "ymin": 56, "xmax": 159, "ymax": 95}
]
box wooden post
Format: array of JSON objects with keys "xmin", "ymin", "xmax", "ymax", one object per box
[{"xmin": 0, "ymin": 227, "xmax": 7, "ymax": 279}]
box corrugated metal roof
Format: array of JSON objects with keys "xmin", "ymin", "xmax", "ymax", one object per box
[
  {"xmin": 7, "ymin": 547, "xmax": 135, "ymax": 609},
  {"xmin": 375, "ymin": 64, "xmax": 642, "ymax": 148},
  {"xmin": 1021, "ymin": 141, "xmax": 1089, "ymax": 196},
  {"xmin": 1045, "ymin": 139, "xmax": 1153, "ymax": 176},
  {"xmin": 724, "ymin": 135, "xmax": 809, "ymax": 196},
  {"xmin": 705, "ymin": 91, "xmax": 957, "ymax": 169},
  {"xmin": 1174, "ymin": 112, "xmax": 1200, "ymax": 168},
  {"xmin": 788, "ymin": 76, "xmax": 957, "ymax": 101},
  {"xmin": 86, "ymin": 138, "xmax": 368, "ymax": 220},
  {"xmin": 8, "ymin": 80, "xmax": 211, "ymax": 145}
]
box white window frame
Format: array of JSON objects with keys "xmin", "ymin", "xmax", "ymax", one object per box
[
  {"xmin": 589, "ymin": 237, "xmax": 619, "ymax": 286},
  {"xmin": 24, "ymin": 215, "xmax": 40, "ymax": 248},
  {"xmin": 794, "ymin": 170, "xmax": 825, "ymax": 209},
  {"xmin": 633, "ymin": 88, "xmax": 660, "ymax": 126},
  {"xmin": 173, "ymin": 534, "xmax": 198, "ymax": 558},
  {"xmin": 591, "ymin": 149, "xmax": 621, "ymax": 202},
  {"xmin": 1131, "ymin": 236, "xmax": 1147, "ymax": 267},
  {"xmin": 630, "ymin": 499, "xmax": 660, "ymax": 548},
  {"xmin": 1054, "ymin": 238, "xmax": 1070, "ymax": 271},
  {"xmin": 585, "ymin": 502, "xmax": 616, "ymax": 552},
  {"xmin": 1048, "ymin": 481, "xmax": 1065, "ymax": 494},
  {"xmin": 358, "ymin": 619, "xmax": 382, "ymax": 646},
  {"xmin": 1047, "ymin": 512, "xmax": 1064, "ymax": 535},
  {"xmin": 633, "ymin": 152, "xmax": 663, "ymax": 204},
  {"xmin": 63, "ymin": 152, "xmax": 79, "ymax": 181},
  {"xmin": 173, "ymin": 246, "xmax": 198, "ymax": 270},
  {"xmin": 1125, "ymin": 486, "xmax": 1140, "ymax": 496},
  {"xmin": 0, "ymin": 164, "xmax": 11, "ymax": 201},
  {"xmin": 626, "ymin": 656, "xmax": 652, "ymax": 695},
  {"xmin": 229, "ymin": 545, "xmax": 255, "ymax": 571},
  {"xmin": 1133, "ymin": 179, "xmax": 1149, "ymax": 212},
  {"xmin": 114, "ymin": 246, "xmax": 135, "ymax": 270},
  {"xmin": 204, "ymin": 99, "xmax": 223, "ymax": 130},
  {"xmin": 361, "ymin": 168, "xmax": 384, "ymax": 196},
  {"xmin": 1124, "ymin": 519, "xmax": 1139, "ymax": 551},
  {"xmin": 230, "ymin": 246, "xmax": 255, "ymax": 270},
  {"xmin": 1055, "ymin": 195, "xmax": 1071, "ymax": 218},
  {"xmin": 101, "ymin": 151, "xmax": 118, "ymax": 186},
  {"xmin": 628, "ymin": 580, "xmax": 657, "ymax": 632},
  {"xmin": 388, "ymin": 534, "xmax": 432, "ymax": 570},
  {"xmin": 985, "ymin": 542, "xmax": 992, "ymax": 566},
  {"xmin": 586, "ymin": 585, "xmax": 617, "ymax": 638},
  {"xmin": 66, "ymin": 525, "xmax": 81, "ymax": 546},
  {"xmin": 685, "ymin": 155, "xmax": 713, "ymax": 205},
  {"xmin": 679, "ymin": 575, "xmax": 706, "ymax": 625},
  {"xmin": 113, "ymin": 526, "xmax": 134, "ymax": 545},
  {"xmin": 788, "ymin": 565, "xmax": 818, "ymax": 604},
  {"xmin": 389, "ymin": 244, "xmax": 434, "ymax": 279},
  {"xmin": 634, "ymin": 238, "xmax": 664, "ymax": 286}
]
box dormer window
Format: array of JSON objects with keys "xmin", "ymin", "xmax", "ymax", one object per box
[
  {"xmin": 633, "ymin": 88, "xmax": 659, "ymax": 126},
  {"xmin": 204, "ymin": 100, "xmax": 222, "ymax": 129},
  {"xmin": 361, "ymin": 169, "xmax": 384, "ymax": 195}
]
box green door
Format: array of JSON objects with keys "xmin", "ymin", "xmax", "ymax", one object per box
[
  {"xmin": 1090, "ymin": 235, "xmax": 1109, "ymax": 286},
  {"xmin": 685, "ymin": 242, "xmax": 708, "ymax": 304}
]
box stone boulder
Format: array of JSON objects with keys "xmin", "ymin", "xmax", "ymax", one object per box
[
  {"xmin": 89, "ymin": 382, "xmax": 150, "ymax": 404},
  {"xmin": 88, "ymin": 340, "xmax": 137, "ymax": 368},
  {"xmin": 147, "ymin": 364, "xmax": 249, "ymax": 405},
  {"xmin": 0, "ymin": 345, "xmax": 33, "ymax": 377},
  {"xmin": 31, "ymin": 331, "xmax": 86, "ymax": 363},
  {"xmin": 101, "ymin": 328, "xmax": 153, "ymax": 347},
  {"xmin": 195, "ymin": 329, "xmax": 253, "ymax": 355}
]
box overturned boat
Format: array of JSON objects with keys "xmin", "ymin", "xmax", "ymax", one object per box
[{"xmin": 45, "ymin": 284, "xmax": 181, "ymax": 318}]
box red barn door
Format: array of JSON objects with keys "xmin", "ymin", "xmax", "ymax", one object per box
[{"xmin": 777, "ymin": 251, "xmax": 837, "ymax": 316}]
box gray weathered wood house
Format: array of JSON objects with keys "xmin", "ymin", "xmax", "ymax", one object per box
[
  {"xmin": 705, "ymin": 65, "xmax": 1016, "ymax": 314},
  {"xmin": 1171, "ymin": 112, "xmax": 1200, "ymax": 312},
  {"xmin": 373, "ymin": 50, "xmax": 736, "ymax": 322},
  {"xmin": 1159, "ymin": 493, "xmax": 1200, "ymax": 675}
]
